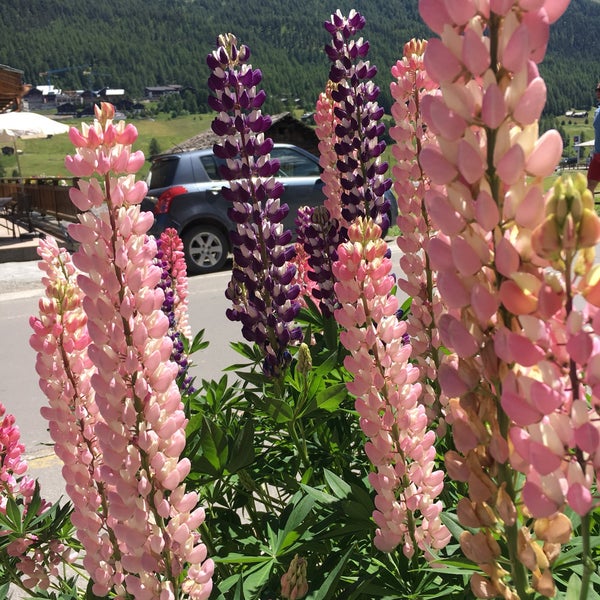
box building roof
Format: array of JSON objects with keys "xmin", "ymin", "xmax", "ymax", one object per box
[
  {"xmin": 163, "ymin": 112, "xmax": 319, "ymax": 156},
  {"xmin": 0, "ymin": 64, "xmax": 29, "ymax": 113}
]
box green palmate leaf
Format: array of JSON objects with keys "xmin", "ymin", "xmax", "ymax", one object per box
[
  {"xmin": 197, "ymin": 416, "xmax": 229, "ymax": 475},
  {"xmin": 324, "ymin": 469, "xmax": 351, "ymax": 500},
  {"xmin": 186, "ymin": 412, "xmax": 204, "ymax": 438},
  {"xmin": 242, "ymin": 559, "xmax": 276, "ymax": 597},
  {"xmin": 312, "ymin": 350, "xmax": 340, "ymax": 377},
  {"xmin": 228, "ymin": 341, "xmax": 264, "ymax": 363},
  {"xmin": 310, "ymin": 545, "xmax": 354, "ymax": 600},
  {"xmin": 4, "ymin": 497, "xmax": 23, "ymax": 533},
  {"xmin": 261, "ymin": 396, "xmax": 294, "ymax": 424},
  {"xmin": 235, "ymin": 371, "xmax": 266, "ymax": 387},
  {"xmin": 275, "ymin": 495, "xmax": 315, "ymax": 555},
  {"xmin": 188, "ymin": 328, "xmax": 209, "ymax": 354},
  {"xmin": 214, "ymin": 553, "xmax": 273, "ymax": 565},
  {"xmin": 300, "ymin": 484, "xmax": 339, "ymax": 505},
  {"xmin": 566, "ymin": 573, "xmax": 582, "ymax": 600},
  {"xmin": 226, "ymin": 420, "xmax": 255, "ymax": 473},
  {"xmin": 298, "ymin": 296, "xmax": 324, "ymax": 328},
  {"xmin": 315, "ymin": 383, "xmax": 347, "ymax": 413},
  {"xmin": 440, "ymin": 510, "xmax": 469, "ymax": 539}
]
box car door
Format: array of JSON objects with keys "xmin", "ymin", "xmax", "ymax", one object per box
[{"xmin": 270, "ymin": 146, "xmax": 325, "ymax": 229}]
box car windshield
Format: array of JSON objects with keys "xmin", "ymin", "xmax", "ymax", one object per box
[{"xmin": 147, "ymin": 157, "xmax": 179, "ymax": 189}]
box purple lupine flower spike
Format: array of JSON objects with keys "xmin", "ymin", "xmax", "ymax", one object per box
[
  {"xmin": 295, "ymin": 205, "xmax": 341, "ymax": 317},
  {"xmin": 207, "ymin": 33, "xmax": 302, "ymax": 377},
  {"xmin": 155, "ymin": 238, "xmax": 195, "ymax": 394},
  {"xmin": 323, "ymin": 9, "xmax": 392, "ymax": 233}
]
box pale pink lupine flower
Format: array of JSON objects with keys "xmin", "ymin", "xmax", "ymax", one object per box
[
  {"xmin": 157, "ymin": 228, "xmax": 192, "ymax": 340},
  {"xmin": 45, "ymin": 102, "xmax": 214, "ymax": 599},
  {"xmin": 314, "ymin": 83, "xmax": 345, "ymax": 226},
  {"xmin": 30, "ymin": 236, "xmax": 106, "ymax": 587},
  {"xmin": 417, "ymin": 1, "xmax": 579, "ymax": 596},
  {"xmin": 502, "ymin": 174, "xmax": 600, "ymax": 519},
  {"xmin": 389, "ymin": 38, "xmax": 445, "ymax": 412},
  {"xmin": 333, "ymin": 217, "xmax": 450, "ymax": 557}
]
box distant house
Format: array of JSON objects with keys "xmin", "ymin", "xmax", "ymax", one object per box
[
  {"xmin": 57, "ymin": 102, "xmax": 78, "ymax": 115},
  {"xmin": 24, "ymin": 85, "xmax": 61, "ymax": 108},
  {"xmin": 145, "ymin": 85, "xmax": 183, "ymax": 99},
  {"xmin": 163, "ymin": 112, "xmax": 319, "ymax": 157}
]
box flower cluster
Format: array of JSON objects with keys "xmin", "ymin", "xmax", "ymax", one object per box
[
  {"xmin": 32, "ymin": 103, "xmax": 213, "ymax": 599},
  {"xmin": 294, "ymin": 204, "xmax": 341, "ymax": 317},
  {"xmin": 0, "ymin": 403, "xmax": 36, "ymax": 510},
  {"xmin": 207, "ymin": 33, "xmax": 302, "ymax": 376},
  {"xmin": 0, "ymin": 397, "xmax": 73, "ymax": 591},
  {"xmin": 417, "ymin": 0, "xmax": 575, "ymax": 596},
  {"xmin": 156, "ymin": 228, "xmax": 195, "ymax": 394},
  {"xmin": 313, "ymin": 83, "xmax": 345, "ymax": 226},
  {"xmin": 333, "ymin": 217, "xmax": 449, "ymax": 557},
  {"xmin": 323, "ymin": 9, "xmax": 392, "ymax": 233},
  {"xmin": 29, "ymin": 236, "xmax": 97, "ymax": 590},
  {"xmin": 389, "ymin": 38, "xmax": 443, "ymax": 412},
  {"xmin": 505, "ymin": 174, "xmax": 600, "ymax": 519}
]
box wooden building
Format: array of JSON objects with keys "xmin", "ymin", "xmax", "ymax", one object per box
[
  {"xmin": 0, "ymin": 64, "xmax": 29, "ymax": 113},
  {"xmin": 163, "ymin": 112, "xmax": 319, "ymax": 157}
]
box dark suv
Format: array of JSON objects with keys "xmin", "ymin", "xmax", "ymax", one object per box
[{"xmin": 142, "ymin": 144, "xmax": 326, "ymax": 274}]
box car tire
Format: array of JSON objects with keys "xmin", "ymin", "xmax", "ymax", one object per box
[{"xmin": 182, "ymin": 225, "xmax": 229, "ymax": 275}]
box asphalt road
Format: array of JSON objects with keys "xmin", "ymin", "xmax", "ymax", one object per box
[{"xmin": 0, "ymin": 259, "xmax": 243, "ymax": 503}]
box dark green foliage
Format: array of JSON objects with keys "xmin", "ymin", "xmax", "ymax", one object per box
[
  {"xmin": 0, "ymin": 0, "xmax": 597, "ymax": 117},
  {"xmin": 181, "ymin": 304, "xmax": 476, "ymax": 599}
]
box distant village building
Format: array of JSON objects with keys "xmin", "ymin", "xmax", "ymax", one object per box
[
  {"xmin": 24, "ymin": 85, "xmax": 61, "ymax": 109},
  {"xmin": 144, "ymin": 85, "xmax": 183, "ymax": 99},
  {"xmin": 565, "ymin": 110, "xmax": 588, "ymax": 118}
]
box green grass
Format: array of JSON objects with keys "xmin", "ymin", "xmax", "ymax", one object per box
[
  {"xmin": 557, "ymin": 108, "xmax": 595, "ymax": 158},
  {"xmin": 0, "ymin": 113, "xmax": 214, "ymax": 180}
]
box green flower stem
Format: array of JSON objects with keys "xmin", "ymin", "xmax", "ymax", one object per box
[
  {"xmin": 580, "ymin": 512, "xmax": 593, "ymax": 600},
  {"xmin": 562, "ymin": 253, "xmax": 593, "ymax": 600},
  {"xmin": 289, "ymin": 420, "xmax": 311, "ymax": 474}
]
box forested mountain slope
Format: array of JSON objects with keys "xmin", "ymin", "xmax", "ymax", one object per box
[{"xmin": 0, "ymin": 0, "xmax": 597, "ymax": 115}]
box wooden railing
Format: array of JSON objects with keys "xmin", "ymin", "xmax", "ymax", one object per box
[{"xmin": 0, "ymin": 177, "xmax": 80, "ymax": 241}]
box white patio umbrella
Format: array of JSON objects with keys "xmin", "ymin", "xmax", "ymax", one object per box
[{"xmin": 0, "ymin": 111, "xmax": 70, "ymax": 177}]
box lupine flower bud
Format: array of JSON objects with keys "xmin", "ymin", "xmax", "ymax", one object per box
[
  {"xmin": 280, "ymin": 554, "xmax": 309, "ymax": 600},
  {"xmin": 296, "ymin": 342, "xmax": 312, "ymax": 376},
  {"xmin": 532, "ymin": 173, "xmax": 600, "ymax": 262}
]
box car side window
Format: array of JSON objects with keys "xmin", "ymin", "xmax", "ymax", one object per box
[
  {"xmin": 270, "ymin": 148, "xmax": 321, "ymax": 177},
  {"xmin": 200, "ymin": 155, "xmax": 223, "ymax": 180}
]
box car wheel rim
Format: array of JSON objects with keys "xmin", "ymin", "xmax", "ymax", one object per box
[{"xmin": 189, "ymin": 232, "xmax": 223, "ymax": 267}]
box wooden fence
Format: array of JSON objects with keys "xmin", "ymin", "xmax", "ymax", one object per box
[{"xmin": 0, "ymin": 177, "xmax": 80, "ymax": 242}]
